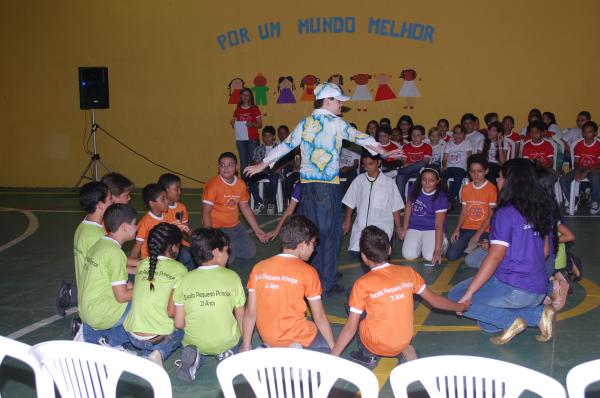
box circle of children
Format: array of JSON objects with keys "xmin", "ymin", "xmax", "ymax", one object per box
[{"xmin": 58, "ymin": 83, "xmax": 594, "ymax": 383}]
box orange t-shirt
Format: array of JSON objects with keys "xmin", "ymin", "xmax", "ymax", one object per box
[
  {"xmin": 349, "ymin": 263, "xmax": 425, "ymax": 357},
  {"xmin": 202, "ymin": 176, "xmax": 249, "ymax": 228},
  {"xmin": 135, "ymin": 211, "xmax": 165, "ymax": 259},
  {"xmin": 459, "ymin": 181, "xmax": 497, "ymax": 231},
  {"xmin": 165, "ymin": 202, "xmax": 191, "ymax": 247},
  {"xmin": 247, "ymin": 254, "xmax": 322, "ymax": 348}
]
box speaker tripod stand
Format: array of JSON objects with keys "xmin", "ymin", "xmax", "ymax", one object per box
[{"xmin": 74, "ymin": 108, "xmax": 111, "ymax": 189}]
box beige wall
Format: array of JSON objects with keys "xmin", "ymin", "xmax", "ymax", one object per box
[{"xmin": 1, "ymin": 0, "xmax": 599, "ymax": 187}]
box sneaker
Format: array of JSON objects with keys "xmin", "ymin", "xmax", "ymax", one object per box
[
  {"xmin": 325, "ymin": 284, "xmax": 345, "ymax": 297},
  {"xmin": 97, "ymin": 337, "xmax": 137, "ymax": 355},
  {"xmin": 147, "ymin": 350, "xmax": 163, "ymax": 368},
  {"xmin": 253, "ymin": 203, "xmax": 264, "ymax": 215},
  {"xmin": 55, "ymin": 281, "xmax": 71, "ymax": 317},
  {"xmin": 288, "ymin": 342, "xmax": 303, "ymax": 349},
  {"xmin": 216, "ymin": 349, "xmax": 235, "ymax": 362},
  {"xmin": 267, "ymin": 203, "xmax": 275, "ymax": 215},
  {"xmin": 590, "ymin": 202, "xmax": 600, "ymax": 215},
  {"xmin": 349, "ymin": 350, "xmax": 379, "ymax": 368},
  {"xmin": 176, "ymin": 345, "xmax": 200, "ymax": 382},
  {"xmin": 70, "ymin": 316, "xmax": 82, "ymax": 338}
]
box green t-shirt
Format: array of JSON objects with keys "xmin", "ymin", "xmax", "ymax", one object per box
[
  {"xmin": 73, "ymin": 220, "xmax": 104, "ymax": 289},
  {"xmin": 124, "ymin": 256, "xmax": 187, "ymax": 335},
  {"xmin": 173, "ymin": 265, "xmax": 245, "ymax": 355},
  {"xmin": 79, "ymin": 237, "xmax": 128, "ymax": 330}
]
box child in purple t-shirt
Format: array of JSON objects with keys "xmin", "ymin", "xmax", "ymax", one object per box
[{"xmin": 400, "ymin": 168, "xmax": 449, "ymax": 265}]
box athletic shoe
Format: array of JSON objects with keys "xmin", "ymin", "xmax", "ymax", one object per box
[
  {"xmin": 267, "ymin": 203, "xmax": 275, "ymax": 215},
  {"xmin": 216, "ymin": 348, "xmax": 235, "ymax": 362},
  {"xmin": 55, "ymin": 281, "xmax": 71, "ymax": 317},
  {"xmin": 349, "ymin": 350, "xmax": 379, "ymax": 368},
  {"xmin": 97, "ymin": 337, "xmax": 137, "ymax": 355},
  {"xmin": 176, "ymin": 345, "xmax": 200, "ymax": 382},
  {"xmin": 590, "ymin": 202, "xmax": 600, "ymax": 215},
  {"xmin": 147, "ymin": 350, "xmax": 163, "ymax": 368},
  {"xmin": 253, "ymin": 203, "xmax": 264, "ymax": 215},
  {"xmin": 70, "ymin": 316, "xmax": 82, "ymax": 338},
  {"xmin": 564, "ymin": 199, "xmax": 570, "ymax": 208}
]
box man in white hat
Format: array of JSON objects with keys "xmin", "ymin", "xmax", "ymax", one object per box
[{"xmin": 245, "ymin": 83, "xmax": 401, "ymax": 297}]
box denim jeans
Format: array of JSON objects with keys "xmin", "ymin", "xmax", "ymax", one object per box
[
  {"xmin": 443, "ymin": 167, "xmax": 467, "ymax": 203},
  {"xmin": 448, "ymin": 276, "xmax": 546, "ymax": 333},
  {"xmin": 83, "ymin": 302, "xmax": 131, "ymax": 346},
  {"xmin": 560, "ymin": 169, "xmax": 600, "ymax": 203},
  {"xmin": 235, "ymin": 140, "xmax": 259, "ymax": 178},
  {"xmin": 306, "ymin": 331, "xmax": 331, "ymax": 353},
  {"xmin": 249, "ymin": 173, "xmax": 279, "ymax": 205},
  {"xmin": 299, "ymin": 183, "xmax": 342, "ymax": 292},
  {"xmin": 128, "ymin": 329, "xmax": 184, "ymax": 361},
  {"xmin": 396, "ymin": 160, "xmax": 428, "ymax": 202},
  {"xmin": 177, "ymin": 245, "xmax": 196, "ymax": 271},
  {"xmin": 446, "ymin": 230, "xmax": 488, "ymax": 261},
  {"xmin": 464, "ymin": 247, "xmax": 487, "ymax": 269},
  {"xmin": 220, "ymin": 223, "xmax": 256, "ymax": 263}
]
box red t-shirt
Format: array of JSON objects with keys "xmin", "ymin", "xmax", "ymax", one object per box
[
  {"xmin": 506, "ymin": 131, "xmax": 521, "ymax": 144},
  {"xmin": 232, "ymin": 105, "xmax": 262, "ymax": 141},
  {"xmin": 401, "ymin": 142, "xmax": 432, "ymax": 164},
  {"xmin": 522, "ymin": 139, "xmax": 554, "ymax": 168},
  {"xmin": 574, "ymin": 139, "xmax": 600, "ymax": 169},
  {"xmin": 380, "ymin": 141, "xmax": 401, "ymax": 169}
]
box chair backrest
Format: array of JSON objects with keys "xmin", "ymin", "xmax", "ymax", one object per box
[
  {"xmin": 504, "ymin": 138, "xmax": 516, "ymax": 160},
  {"xmin": 546, "ymin": 138, "xmax": 559, "ymax": 171},
  {"xmin": 0, "ymin": 336, "xmax": 50, "ymax": 398},
  {"xmin": 566, "ymin": 359, "xmax": 600, "ymax": 398},
  {"xmin": 216, "ymin": 348, "xmax": 379, "ymax": 398},
  {"xmin": 30, "ymin": 340, "xmax": 172, "ymax": 398},
  {"xmin": 389, "ymin": 355, "xmax": 566, "ymax": 398}
]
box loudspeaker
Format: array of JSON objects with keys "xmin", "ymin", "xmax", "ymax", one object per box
[{"xmin": 79, "ymin": 67, "xmax": 109, "ymax": 110}]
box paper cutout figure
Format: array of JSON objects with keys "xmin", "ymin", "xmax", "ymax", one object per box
[
  {"xmin": 228, "ymin": 77, "xmax": 245, "ymax": 105},
  {"xmin": 300, "ymin": 75, "xmax": 320, "ymax": 102},
  {"xmin": 350, "ymin": 73, "xmax": 372, "ymax": 112},
  {"xmin": 374, "ymin": 73, "xmax": 396, "ymax": 102},
  {"xmin": 327, "ymin": 74, "xmax": 344, "ymax": 92},
  {"xmin": 276, "ymin": 76, "xmax": 296, "ymax": 104},
  {"xmin": 398, "ymin": 69, "xmax": 420, "ymax": 109},
  {"xmin": 251, "ymin": 73, "xmax": 269, "ymax": 106}
]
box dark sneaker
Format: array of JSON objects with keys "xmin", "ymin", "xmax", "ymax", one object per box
[
  {"xmin": 56, "ymin": 281, "xmax": 71, "ymax": 317},
  {"xmin": 350, "ymin": 350, "xmax": 379, "ymax": 368},
  {"xmin": 326, "ymin": 284, "xmax": 345, "ymax": 297},
  {"xmin": 176, "ymin": 345, "xmax": 200, "ymax": 382},
  {"xmin": 216, "ymin": 349, "xmax": 235, "ymax": 362},
  {"xmin": 70, "ymin": 316, "xmax": 82, "ymax": 338}
]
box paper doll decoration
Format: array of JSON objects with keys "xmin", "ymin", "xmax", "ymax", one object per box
[
  {"xmin": 398, "ymin": 69, "xmax": 420, "ymax": 109},
  {"xmin": 374, "ymin": 73, "xmax": 396, "ymax": 102},
  {"xmin": 276, "ymin": 76, "xmax": 296, "ymax": 104},
  {"xmin": 228, "ymin": 77, "xmax": 245, "ymax": 105},
  {"xmin": 300, "ymin": 75, "xmax": 320, "ymax": 102},
  {"xmin": 327, "ymin": 74, "xmax": 344, "ymax": 92},
  {"xmin": 251, "ymin": 73, "xmax": 269, "ymax": 106},
  {"xmin": 350, "ymin": 73, "xmax": 372, "ymax": 112}
]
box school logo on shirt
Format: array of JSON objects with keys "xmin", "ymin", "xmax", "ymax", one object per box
[
  {"xmin": 467, "ymin": 203, "xmax": 485, "ymax": 222},
  {"xmin": 224, "ymin": 195, "xmax": 239, "ymax": 209},
  {"xmin": 580, "ymin": 155, "xmax": 595, "ymax": 168},
  {"xmin": 411, "ymin": 200, "xmax": 427, "ymax": 216}
]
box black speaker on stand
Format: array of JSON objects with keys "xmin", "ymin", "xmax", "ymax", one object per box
[{"xmin": 74, "ymin": 67, "xmax": 112, "ymax": 189}]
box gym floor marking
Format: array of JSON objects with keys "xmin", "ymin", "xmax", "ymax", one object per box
[{"xmin": 0, "ymin": 207, "xmax": 39, "ymax": 253}]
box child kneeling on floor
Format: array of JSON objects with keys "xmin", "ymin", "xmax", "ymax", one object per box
[
  {"xmin": 331, "ymin": 226, "xmax": 467, "ymax": 368},
  {"xmin": 173, "ymin": 228, "xmax": 246, "ymax": 382}
]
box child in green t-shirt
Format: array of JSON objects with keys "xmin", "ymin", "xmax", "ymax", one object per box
[
  {"xmin": 173, "ymin": 228, "xmax": 246, "ymax": 382},
  {"xmin": 79, "ymin": 203, "xmax": 137, "ymax": 349},
  {"xmin": 124, "ymin": 223, "xmax": 188, "ymax": 367}
]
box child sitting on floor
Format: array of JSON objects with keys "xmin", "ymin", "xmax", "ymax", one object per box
[
  {"xmin": 242, "ymin": 215, "xmax": 335, "ymax": 352},
  {"xmin": 331, "ymin": 226, "xmax": 467, "ymax": 367},
  {"xmin": 174, "ymin": 228, "xmax": 246, "ymax": 382}
]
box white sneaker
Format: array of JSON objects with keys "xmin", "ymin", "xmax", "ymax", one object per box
[
  {"xmin": 175, "ymin": 345, "xmax": 200, "ymax": 382},
  {"xmin": 147, "ymin": 350, "xmax": 163, "ymax": 368},
  {"xmin": 564, "ymin": 199, "xmax": 570, "ymax": 208},
  {"xmin": 97, "ymin": 337, "xmax": 137, "ymax": 355},
  {"xmin": 590, "ymin": 202, "xmax": 600, "ymax": 215},
  {"xmin": 267, "ymin": 204, "xmax": 275, "ymax": 215},
  {"xmin": 216, "ymin": 348, "xmax": 235, "ymax": 362},
  {"xmin": 253, "ymin": 203, "xmax": 264, "ymax": 215}
]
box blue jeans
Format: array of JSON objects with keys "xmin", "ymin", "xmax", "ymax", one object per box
[
  {"xmin": 396, "ymin": 161, "xmax": 428, "ymax": 202},
  {"xmin": 128, "ymin": 329, "xmax": 184, "ymax": 361},
  {"xmin": 449, "ymin": 276, "xmax": 545, "ymax": 333},
  {"xmin": 249, "ymin": 173, "xmax": 279, "ymax": 205},
  {"xmin": 444, "ymin": 167, "xmax": 467, "ymax": 203},
  {"xmin": 299, "ymin": 183, "xmax": 342, "ymax": 292},
  {"xmin": 464, "ymin": 247, "xmax": 487, "ymax": 269},
  {"xmin": 560, "ymin": 169, "xmax": 600, "ymax": 203},
  {"xmin": 177, "ymin": 245, "xmax": 196, "ymax": 271},
  {"xmin": 220, "ymin": 223, "xmax": 256, "ymax": 263},
  {"xmin": 235, "ymin": 140, "xmax": 259, "ymax": 178},
  {"xmin": 446, "ymin": 230, "xmax": 488, "ymax": 261},
  {"xmin": 191, "ymin": 339, "xmax": 242, "ymax": 369},
  {"xmin": 83, "ymin": 302, "xmax": 131, "ymax": 346}
]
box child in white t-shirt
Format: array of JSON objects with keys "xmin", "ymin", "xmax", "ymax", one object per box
[{"xmin": 443, "ymin": 125, "xmax": 473, "ymax": 205}]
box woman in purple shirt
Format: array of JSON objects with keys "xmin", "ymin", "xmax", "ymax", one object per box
[{"xmin": 449, "ymin": 159, "xmax": 555, "ymax": 345}]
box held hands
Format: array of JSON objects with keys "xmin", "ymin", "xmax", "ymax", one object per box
[
  {"xmin": 255, "ymin": 228, "xmax": 269, "ymax": 244},
  {"xmin": 456, "ymin": 293, "xmax": 473, "ymax": 315},
  {"xmin": 266, "ymin": 229, "xmax": 279, "ymax": 241}
]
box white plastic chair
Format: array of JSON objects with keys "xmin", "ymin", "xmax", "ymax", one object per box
[
  {"xmin": 0, "ymin": 336, "xmax": 51, "ymax": 398},
  {"xmin": 504, "ymin": 138, "xmax": 516, "ymax": 160},
  {"xmin": 216, "ymin": 348, "xmax": 379, "ymax": 398},
  {"xmin": 249, "ymin": 177, "xmax": 284, "ymax": 214},
  {"xmin": 566, "ymin": 359, "xmax": 600, "ymax": 398},
  {"xmin": 389, "ymin": 355, "xmax": 566, "ymax": 398},
  {"xmin": 31, "ymin": 340, "xmax": 172, "ymax": 398}
]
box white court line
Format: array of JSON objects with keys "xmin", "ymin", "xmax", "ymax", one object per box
[
  {"xmin": 3, "ymin": 218, "xmax": 279, "ymax": 340},
  {"xmin": 0, "ymin": 208, "xmax": 39, "ymax": 253}
]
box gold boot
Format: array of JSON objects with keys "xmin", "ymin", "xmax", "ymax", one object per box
[
  {"xmin": 490, "ymin": 317, "xmax": 527, "ymax": 345},
  {"xmin": 536, "ymin": 305, "xmax": 555, "ymax": 342}
]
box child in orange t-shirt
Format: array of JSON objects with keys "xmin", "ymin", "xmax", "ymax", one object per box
[
  {"xmin": 202, "ymin": 152, "xmax": 267, "ymax": 263},
  {"xmin": 332, "ymin": 226, "xmax": 467, "ymax": 367},
  {"xmin": 446, "ymin": 154, "xmax": 497, "ymax": 260},
  {"xmin": 242, "ymin": 215, "xmax": 334, "ymax": 352},
  {"xmin": 159, "ymin": 173, "xmax": 194, "ymax": 270}
]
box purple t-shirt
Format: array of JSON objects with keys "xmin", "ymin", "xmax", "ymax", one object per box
[
  {"xmin": 408, "ymin": 189, "xmax": 449, "ymax": 231},
  {"xmin": 490, "ymin": 205, "xmax": 548, "ymax": 294},
  {"xmin": 291, "ymin": 184, "xmax": 301, "ymax": 203}
]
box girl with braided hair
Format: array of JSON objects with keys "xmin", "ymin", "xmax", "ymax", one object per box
[{"xmin": 124, "ymin": 222, "xmax": 188, "ymax": 367}]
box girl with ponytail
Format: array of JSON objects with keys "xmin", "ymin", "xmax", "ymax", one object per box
[{"xmin": 124, "ymin": 222, "xmax": 188, "ymax": 367}]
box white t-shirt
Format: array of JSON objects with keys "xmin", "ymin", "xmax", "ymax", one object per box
[
  {"xmin": 342, "ymin": 173, "xmax": 404, "ymax": 252},
  {"xmin": 340, "ymin": 148, "xmax": 361, "ymax": 169},
  {"xmin": 431, "ymin": 142, "xmax": 444, "ymax": 164},
  {"xmin": 486, "ymin": 140, "xmax": 509, "ymax": 164},
  {"xmin": 563, "ymin": 128, "xmax": 582, "ymax": 149},
  {"xmin": 465, "ymin": 131, "xmax": 485, "ymax": 153},
  {"xmin": 444, "ymin": 140, "xmax": 473, "ymax": 170}
]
